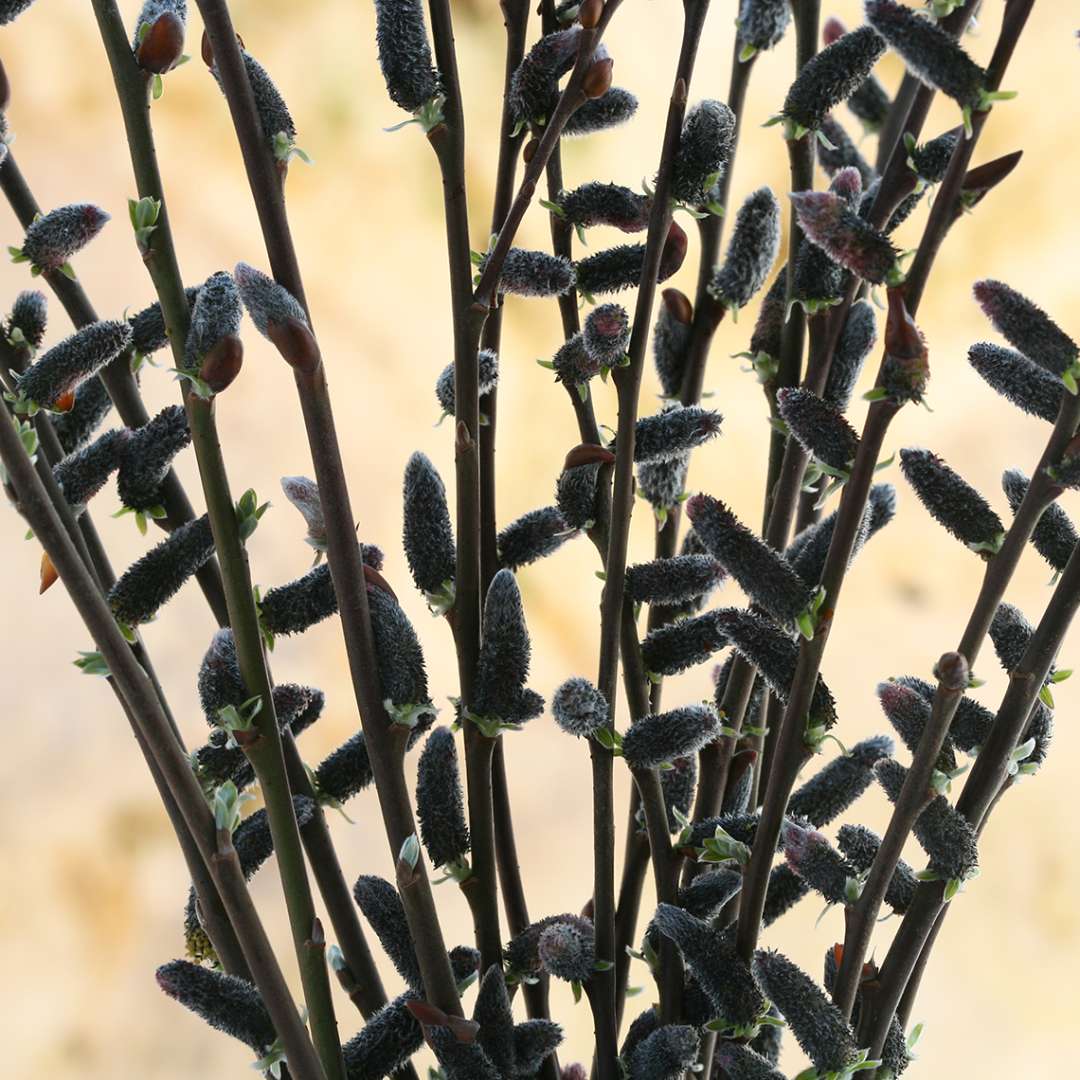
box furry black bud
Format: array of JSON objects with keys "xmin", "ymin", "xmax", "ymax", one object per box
[
  {"xmin": 672, "ymin": 100, "xmax": 736, "ymax": 207},
  {"xmin": 482, "ymin": 248, "xmax": 575, "ymax": 298},
  {"xmin": 989, "ymin": 602, "xmax": 1042, "ymax": 677},
  {"xmin": 16, "ymin": 204, "xmax": 109, "ymax": 272},
  {"xmin": 1003, "ymin": 469, "xmax": 1078, "ymax": 573},
  {"xmin": 354, "ymin": 875, "xmax": 422, "ymax": 989},
  {"xmin": 818, "ymin": 115, "xmax": 875, "ymax": 185},
  {"xmin": 556, "ymin": 462, "xmax": 602, "ymax": 530},
  {"xmin": 583, "ymin": 303, "xmax": 630, "ymax": 367},
  {"xmin": 235, "ymin": 262, "xmax": 308, "ymax": 338},
  {"xmin": 825, "ymin": 299, "xmax": 877, "ymax": 412},
  {"xmin": 894, "ymin": 675, "xmax": 993, "ymax": 755},
  {"xmin": 184, "ymin": 270, "xmax": 241, "ymax": 370},
  {"xmin": 877, "ymin": 680, "xmax": 957, "ymax": 773},
  {"xmin": 538, "ymin": 918, "xmax": 595, "ymax": 983},
  {"xmin": 556, "ymin": 182, "xmax": 651, "ymax": 233},
  {"xmin": 631, "ymin": 404, "xmax": 722, "ymax": 465},
  {"xmin": 509, "ymin": 28, "xmax": 587, "ymax": 124},
  {"xmin": 626, "ymin": 554, "xmax": 725, "ymax": 608},
  {"xmin": 53, "ymin": 429, "xmax": 126, "ymax": 513},
  {"xmin": 777, "ymin": 388, "xmax": 859, "ymax": 472},
  {"xmin": 563, "ymin": 86, "xmax": 639, "ymax": 136},
  {"xmin": 969, "ymin": 342, "xmax": 1063, "ymax": 423},
  {"xmin": 762, "ymin": 863, "xmax": 812, "ymax": 927},
  {"xmin": 640, "ymin": 610, "xmax": 729, "ymax": 677},
  {"xmin": 788, "ymin": 735, "xmax": 894, "ymax": 827},
  {"xmin": 900, "ymin": 448, "xmax": 1004, "ymax": 554},
  {"xmin": 708, "ymin": 187, "xmax": 781, "ymax": 311},
  {"xmin": 837, "ymin": 824, "xmax": 917, "ymax": 914},
  {"xmin": 472, "ymin": 569, "xmax": 540, "ymax": 725},
  {"xmin": 637, "ymin": 454, "xmax": 689, "ymax": 518},
  {"xmin": 653, "ymin": 288, "xmax": 693, "ymax": 397},
  {"xmin": 622, "ymin": 705, "xmax": 721, "ymax": 769},
  {"xmin": 117, "ymin": 404, "xmax": 190, "ymax": 511},
  {"xmin": 627, "ymin": 1025, "xmax": 699, "ymax": 1080},
  {"xmin": 403, "ymin": 451, "xmax": 456, "ymax": 600},
  {"xmin": 973, "ymin": 279, "xmax": 1078, "ymax": 380},
  {"xmin": 213, "ymin": 50, "xmax": 296, "ymax": 153},
  {"xmin": 108, "ymin": 514, "xmax": 214, "ymax": 627},
  {"xmin": 552, "ymin": 333, "xmax": 601, "ymax": 388},
  {"xmin": 791, "ymin": 191, "xmax": 897, "ymax": 285},
  {"xmin": 314, "ymin": 731, "xmax": 373, "ymax": 804},
  {"xmin": 5, "ymin": 289, "xmax": 48, "ymax": 350},
  {"xmin": 781, "ymin": 820, "xmax": 858, "ymax": 905},
  {"xmin": 16, "ymin": 320, "xmax": 131, "ymax": 410},
  {"xmin": 416, "ymin": 726, "xmax": 470, "ymax": 868},
  {"xmin": 713, "ymin": 1042, "xmax": 786, "ymax": 1080},
  {"xmin": 435, "ymin": 348, "xmax": 498, "ymax": 416},
  {"xmin": 497, "ymin": 506, "xmax": 572, "ymax": 569},
  {"xmin": 737, "ymin": 0, "xmax": 792, "ymax": 55},
  {"xmin": 128, "ymin": 286, "xmax": 200, "ymax": 357},
  {"xmin": 342, "ymin": 993, "xmax": 425, "ymax": 1080},
  {"xmin": 575, "ymin": 221, "xmax": 688, "ymax": 297},
  {"xmin": 552, "ymin": 676, "xmax": 609, "ymax": 739},
  {"xmin": 374, "ymin": 0, "xmax": 440, "ymax": 113}
]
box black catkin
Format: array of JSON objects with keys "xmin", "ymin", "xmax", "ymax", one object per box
[
  {"xmin": 497, "ymin": 506, "xmax": 572, "ymax": 569},
  {"xmin": 427, "ymin": 1027, "xmax": 502, "ymax": 1080},
  {"xmin": 640, "ymin": 610, "xmax": 728, "ymax": 677},
  {"xmin": 435, "ymin": 348, "xmax": 498, "ymax": 416},
  {"xmin": 626, "ymin": 1025, "xmax": 699, "ymax": 1080},
  {"xmin": 552, "ymin": 333, "xmax": 601, "ymax": 388},
  {"xmin": 969, "ymin": 342, "xmax": 1063, "ymax": 423},
  {"xmin": 53, "ymin": 429, "xmax": 126, "ymax": 513},
  {"xmin": 314, "ymin": 731, "xmax": 373, "ymax": 804},
  {"xmin": 16, "ymin": 203, "xmax": 109, "ymax": 272},
  {"xmin": 818, "ymin": 115, "xmax": 875, "ymax": 186},
  {"xmin": 575, "ymin": 221, "xmax": 688, "ymax": 297},
  {"xmin": 825, "ymin": 299, "xmax": 877, "ymax": 412},
  {"xmin": 513, "ymin": 1021, "xmax": 564, "ymax": 1076},
  {"xmin": 214, "ymin": 50, "xmax": 296, "ymax": 153},
  {"xmin": 353, "ymin": 875, "xmax": 422, "ymax": 990},
  {"xmin": 537, "ymin": 919, "xmax": 595, "ymax": 983},
  {"xmin": 1003, "ymin": 469, "xmax": 1079, "ymax": 573},
  {"xmin": 0, "ymin": 0, "xmax": 36, "ymax": 25},
  {"xmin": 631, "ymin": 404, "xmax": 722, "ymax": 465},
  {"xmin": 508, "ymin": 27, "xmax": 586, "ymax": 125},
  {"xmin": 197, "ymin": 629, "xmax": 246, "ymax": 721},
  {"xmin": 128, "ymin": 286, "xmax": 200, "ymax": 358},
  {"xmin": 621, "ymin": 705, "xmax": 721, "ymax": 769},
  {"xmin": 472, "ymin": 568, "xmax": 539, "ymax": 724},
  {"xmin": 737, "ymin": 0, "xmax": 791, "ymax": 56},
  {"xmin": 342, "ymin": 992, "xmax": 425, "ymax": 1080},
  {"xmin": 482, "ymin": 248, "xmax": 575, "ymax": 298},
  {"xmin": 234, "ymin": 262, "xmax": 308, "ymax": 338},
  {"xmin": 552, "ymin": 677, "xmax": 609, "ymax": 739},
  {"xmin": 403, "ymin": 451, "xmax": 456, "ymax": 600},
  {"xmin": 108, "ymin": 514, "xmax": 215, "ymax": 627},
  {"xmin": 658, "ymin": 756, "xmax": 697, "ymax": 832},
  {"xmin": 990, "ymin": 602, "xmax": 1042, "ymax": 677},
  {"xmin": 746, "ymin": 272, "xmax": 787, "ymax": 375},
  {"xmin": 823, "ymin": 18, "xmax": 891, "ymax": 133},
  {"xmin": 368, "ymin": 585, "xmax": 436, "ymax": 726},
  {"xmin": 5, "ymin": 289, "xmax": 48, "ymax": 349},
  {"xmin": 373, "ymin": 0, "xmax": 440, "ymax": 113},
  {"xmin": 782, "ymin": 25, "xmax": 887, "ymax": 134},
  {"xmin": 637, "ymin": 454, "xmax": 689, "ymax": 520},
  {"xmin": 184, "ymin": 270, "xmax": 241, "ymax": 369},
  {"xmin": 866, "ymin": 0, "xmax": 987, "ymax": 112},
  {"xmin": 762, "ymin": 864, "xmax": 811, "ymax": 927},
  {"xmin": 790, "ymin": 190, "xmax": 897, "ymax": 285},
  {"xmin": 259, "ymin": 563, "xmax": 338, "ymax": 636},
  {"xmin": 117, "ymin": 404, "xmax": 190, "ymax": 511},
  {"xmin": 416, "ymin": 726, "xmax": 470, "ymax": 868},
  {"xmin": 894, "ymin": 674, "xmax": 994, "ymax": 755},
  {"xmin": 653, "ymin": 288, "xmax": 694, "ymax": 397},
  {"xmin": 563, "ymin": 87, "xmax": 639, "ymax": 136},
  {"xmin": 713, "ymin": 1043, "xmax": 786, "ymax": 1080},
  {"xmin": 556, "ymin": 462, "xmax": 601, "ymax": 530},
  {"xmin": 876, "ymin": 678, "xmax": 958, "ymax": 773},
  {"xmin": 155, "ymin": 961, "xmax": 275, "ymax": 1053},
  {"xmin": 15, "ymin": 320, "xmax": 132, "ymax": 410},
  {"xmin": 708, "ymin": 187, "xmax": 781, "ymax": 311},
  {"xmin": 777, "ymin": 388, "xmax": 859, "ymax": 471},
  {"xmin": 752, "ymin": 949, "xmax": 860, "ymax": 1074},
  {"xmin": 973, "ymin": 279, "xmax": 1079, "ymax": 381},
  {"xmin": 671, "ymin": 100, "xmax": 736, "ymax": 207},
  {"xmin": 472, "ymin": 967, "xmax": 516, "ymax": 1077},
  {"xmin": 787, "ymin": 734, "xmax": 894, "ymax": 827},
  {"xmin": 625, "ymin": 554, "xmax": 725, "ymax": 608},
  {"xmin": 678, "ymin": 866, "xmax": 742, "ymax": 921},
  {"xmin": 875, "ymin": 758, "xmax": 979, "ymax": 881},
  {"xmin": 687, "ymin": 494, "xmax": 815, "ymax": 627},
  {"xmin": 837, "ymin": 824, "xmax": 917, "ymax": 914},
  {"xmin": 900, "ymin": 448, "xmax": 1004, "ymax": 554},
  {"xmin": 555, "ymin": 182, "xmax": 651, "ymax": 233},
  {"xmin": 910, "ymin": 128, "xmax": 961, "ymax": 186},
  {"xmin": 781, "ymin": 821, "xmax": 858, "ymax": 906},
  {"xmin": 583, "ymin": 303, "xmax": 630, "ymax": 368}
]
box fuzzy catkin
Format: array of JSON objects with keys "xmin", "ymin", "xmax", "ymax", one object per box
[
  {"xmin": 473, "ymin": 967, "xmax": 517, "ymax": 1077},
  {"xmin": 537, "ymin": 919, "xmax": 595, "ymax": 983},
  {"xmin": 671, "ymin": 100, "xmax": 735, "ymax": 206},
  {"xmin": 342, "ymin": 992, "xmax": 425, "ymax": 1080},
  {"xmin": 583, "ymin": 303, "xmax": 630, "ymax": 367},
  {"xmin": 472, "ymin": 569, "xmax": 537, "ymax": 723},
  {"xmin": 791, "ymin": 190, "xmax": 897, "ymax": 284},
  {"xmin": 373, "ymin": 0, "xmax": 440, "ymax": 113},
  {"xmin": 416, "ymin": 726, "xmax": 470, "ymax": 868},
  {"xmin": 482, "ymin": 248, "xmax": 575, "ymax": 298},
  {"xmin": 787, "ymin": 734, "xmax": 894, "ymax": 827},
  {"xmin": 973, "ymin": 279, "xmax": 1078, "ymax": 378},
  {"xmin": 631, "ymin": 404, "xmax": 722, "ymax": 465},
  {"xmin": 53, "ymin": 429, "xmax": 126, "ymax": 512},
  {"xmin": 825, "ymin": 299, "xmax": 877, "ymax": 411},
  {"xmin": 16, "ymin": 320, "xmax": 132, "ymax": 409},
  {"xmin": 818, "ymin": 115, "xmax": 875, "ymax": 185},
  {"xmin": 781, "ymin": 821, "xmax": 857, "ymax": 905},
  {"xmin": 0, "ymin": 0, "xmax": 36, "ymax": 25},
  {"xmin": 5, "ymin": 289, "xmax": 48, "ymax": 349},
  {"xmin": 552, "ymin": 333, "xmax": 600, "ymax": 388},
  {"xmin": 435, "ymin": 348, "xmax": 498, "ymax": 416},
  {"xmin": 627, "ymin": 1025, "xmax": 699, "ymax": 1080},
  {"xmin": 877, "ymin": 680, "xmax": 958, "ymax": 772},
  {"xmin": 116, "ymin": 404, "xmax": 190, "ymax": 511},
  {"xmin": 508, "ymin": 28, "xmax": 584, "ymax": 125},
  {"xmin": 969, "ymin": 342, "xmax": 1063, "ymax": 423},
  {"xmin": 184, "ymin": 270, "xmax": 241, "ymax": 369},
  {"xmin": 713, "ymin": 1043, "xmax": 786, "ymax": 1080},
  {"xmin": 708, "ymin": 187, "xmax": 781, "ymax": 310},
  {"xmin": 621, "ymin": 705, "xmax": 721, "ymax": 769},
  {"xmin": 552, "ymin": 677, "xmax": 609, "ymax": 739},
  {"xmin": 353, "ymin": 875, "xmax": 422, "ymax": 989},
  {"xmin": 575, "ymin": 222, "xmax": 688, "ymax": 297},
  {"xmin": 1003, "ymin": 469, "xmax": 1078, "ymax": 572},
  {"xmin": 737, "ymin": 0, "xmax": 791, "ymax": 53},
  {"xmin": 837, "ymin": 824, "xmax": 917, "ymax": 914},
  {"xmin": 556, "ymin": 182, "xmax": 650, "ymax": 232},
  {"xmin": 216, "ymin": 51, "xmax": 295, "ymax": 145},
  {"xmin": 108, "ymin": 514, "xmax": 215, "ymax": 626},
  {"xmin": 653, "ymin": 288, "xmax": 693, "ymax": 396},
  {"xmin": 128, "ymin": 286, "xmax": 200, "ymax": 357},
  {"xmin": 563, "ymin": 86, "xmax": 639, "ymax": 136},
  {"xmin": 777, "ymin": 388, "xmax": 859, "ymax": 471},
  {"xmin": 18, "ymin": 203, "xmax": 109, "ymax": 271},
  {"xmin": 556, "ymin": 462, "xmax": 601, "ymax": 530},
  {"xmin": 625, "ymin": 554, "xmax": 724, "ymax": 607},
  {"xmin": 234, "ymin": 262, "xmax": 308, "ymax": 337},
  {"xmin": 314, "ymin": 731, "xmax": 373, "ymax": 804},
  {"xmin": 403, "ymin": 451, "xmax": 456, "ymax": 597},
  {"xmin": 640, "ymin": 610, "xmax": 729, "ymax": 677},
  {"xmin": 497, "ymin": 506, "xmax": 571, "ymax": 569},
  {"xmin": 637, "ymin": 453, "xmax": 689, "ymax": 516}
]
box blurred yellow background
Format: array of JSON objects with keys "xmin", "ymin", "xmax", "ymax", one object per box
[{"xmin": 1, "ymin": 1, "xmax": 1077, "ymax": 1076}]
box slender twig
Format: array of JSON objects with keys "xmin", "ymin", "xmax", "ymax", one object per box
[
  {"xmin": 0, "ymin": 409, "xmax": 324, "ymax": 1080},
  {"xmin": 195, "ymin": 0, "xmax": 463, "ymax": 1017}
]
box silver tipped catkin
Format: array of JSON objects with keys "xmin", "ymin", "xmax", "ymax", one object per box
[
  {"xmin": 552, "ymin": 333, "xmax": 601, "ymax": 388},
  {"xmin": 973, "ymin": 279, "xmax": 1078, "ymax": 380},
  {"xmin": 625, "ymin": 554, "xmax": 725, "ymax": 608},
  {"xmin": 482, "ymin": 248, "xmax": 576, "ymax": 298},
  {"xmin": 900, "ymin": 447, "xmax": 1004, "ymax": 554},
  {"xmin": 314, "ymin": 731, "xmax": 373, "ymax": 803},
  {"xmin": 1003, "ymin": 469, "xmax": 1078, "ymax": 573},
  {"xmin": 556, "ymin": 462, "xmax": 601, "ymax": 530},
  {"xmin": 621, "ymin": 705, "xmax": 722, "ymax": 769},
  {"xmin": 197, "ymin": 629, "xmax": 246, "ymax": 722},
  {"xmin": 416, "ymin": 726, "xmax": 470, "ymax": 868},
  {"xmin": 473, "ymin": 966, "xmax": 516, "ymax": 1077},
  {"xmin": 752, "ymin": 949, "xmax": 860, "ymax": 1074},
  {"xmin": 653, "ymin": 904, "xmax": 765, "ymax": 1026},
  {"xmin": 713, "ymin": 1043, "xmax": 786, "ymax": 1080},
  {"xmin": 538, "ymin": 918, "xmax": 596, "ymax": 983},
  {"xmin": 368, "ymin": 586, "xmax": 435, "ymax": 726},
  {"xmin": 15, "ymin": 320, "xmax": 131, "ymax": 410},
  {"xmin": 782, "ymin": 26, "xmax": 886, "ymax": 133},
  {"xmin": 637, "ymin": 454, "xmax": 689, "ymax": 518},
  {"xmin": 184, "ymin": 270, "xmax": 241, "ymax": 369},
  {"xmin": 575, "ymin": 221, "xmax": 688, "ymax": 297},
  {"xmin": 403, "ymin": 451, "xmax": 456, "ymax": 599},
  {"xmin": 825, "ymin": 17, "xmax": 891, "ymax": 133},
  {"xmin": 687, "ymin": 495, "xmax": 814, "ymax": 626},
  {"xmin": 117, "ymin": 404, "xmax": 190, "ymax": 511},
  {"xmin": 5, "ymin": 289, "xmax": 48, "ymax": 350},
  {"xmin": 640, "ymin": 610, "xmax": 729, "ymax": 677},
  {"xmin": 875, "ymin": 758, "xmax": 979, "ymax": 880},
  {"xmin": 213, "ymin": 50, "xmax": 296, "ymax": 151},
  {"xmin": 626, "ymin": 1025, "xmax": 699, "ymax": 1080},
  {"xmin": 156, "ymin": 960, "xmax": 275, "ymax": 1053},
  {"xmin": 497, "ymin": 506, "xmax": 572, "ymax": 569},
  {"xmin": 763, "ymin": 864, "xmax": 811, "ymax": 927},
  {"xmin": 818, "ymin": 115, "xmax": 876, "ymax": 185},
  {"xmin": 781, "ymin": 820, "xmax": 858, "ymax": 905},
  {"xmin": 989, "ymin": 602, "xmax": 1042, "ymax": 677},
  {"xmin": 435, "ymin": 348, "xmax": 499, "ymax": 416},
  {"xmin": 837, "ymin": 823, "xmax": 917, "ymax": 914},
  {"xmin": 505, "ymin": 912, "xmax": 589, "ymax": 981},
  {"xmin": 969, "ymin": 342, "xmax": 1063, "ymax": 423},
  {"xmin": 672, "ymin": 100, "xmax": 736, "ymax": 207},
  {"xmin": 16, "ymin": 203, "xmax": 109, "ymax": 272},
  {"xmin": 53, "ymin": 429, "xmax": 126, "ymax": 513},
  {"xmin": 776, "ymin": 388, "xmax": 859, "ymax": 471},
  {"xmin": 556, "ymin": 182, "xmax": 651, "ymax": 233},
  {"xmin": 563, "ymin": 86, "xmax": 639, "ymax": 136},
  {"xmin": 653, "ymin": 288, "xmax": 693, "ymax": 397},
  {"xmin": 508, "ymin": 28, "xmax": 585, "ymax": 125},
  {"xmin": 512, "ymin": 1018, "xmax": 564, "ymax": 1076},
  {"xmin": 234, "ymin": 262, "xmax": 307, "ymax": 337},
  {"xmin": 353, "ymin": 875, "xmax": 422, "ymax": 989},
  {"xmin": 583, "ymin": 303, "xmax": 630, "ymax": 368},
  {"xmin": 866, "ymin": 0, "xmax": 986, "ymax": 111},
  {"xmin": 342, "ymin": 992, "xmax": 425, "ymax": 1080},
  {"xmin": 552, "ymin": 677, "xmax": 609, "ymax": 739},
  {"xmin": 427, "ymin": 1026, "xmax": 502, "ymax": 1080},
  {"xmin": 737, "ymin": 0, "xmax": 791, "ymax": 55},
  {"xmin": 787, "ymin": 734, "xmax": 894, "ymax": 827},
  {"xmin": 280, "ymin": 475, "xmax": 325, "ymax": 554},
  {"xmin": 825, "ymin": 299, "xmax": 877, "ymax": 412},
  {"xmin": 472, "ymin": 569, "xmax": 539, "ymax": 725},
  {"xmin": 374, "ymin": 0, "xmax": 440, "ymax": 113},
  {"xmin": 128, "ymin": 286, "xmax": 200, "ymax": 357},
  {"xmin": 791, "ymin": 191, "xmax": 897, "ymax": 284},
  {"xmin": 108, "ymin": 514, "xmax": 214, "ymax": 627},
  {"xmin": 894, "ymin": 674, "xmax": 993, "ymax": 755},
  {"xmin": 708, "ymin": 187, "xmax": 781, "ymax": 311},
  {"xmin": 631, "ymin": 404, "xmax": 722, "ymax": 465}
]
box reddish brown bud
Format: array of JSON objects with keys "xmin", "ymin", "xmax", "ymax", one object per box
[
  {"xmin": 933, "ymin": 651, "xmax": 969, "ymax": 692},
  {"xmin": 662, "ymin": 287, "xmax": 693, "ymax": 326},
  {"xmin": 660, "ymin": 220, "xmax": 689, "ymax": 281},
  {"xmin": 53, "ymin": 389, "xmax": 76, "ymax": 414},
  {"xmin": 39, "ymin": 551, "xmax": 58, "ymax": 594},
  {"xmin": 583, "ymin": 57, "xmax": 613, "ymax": 100},
  {"xmin": 578, "ymin": 0, "xmax": 604, "ymax": 30},
  {"xmin": 266, "ymin": 317, "xmax": 320, "ymax": 374},
  {"xmin": 523, "ymin": 138, "xmax": 539, "ymax": 164},
  {"xmin": 880, "ymin": 287, "xmax": 929, "ymax": 404},
  {"xmin": 363, "ymin": 563, "xmax": 398, "ymax": 600},
  {"xmin": 406, "ymin": 999, "xmax": 450, "ymax": 1028},
  {"xmin": 563, "ymin": 442, "xmax": 615, "ymax": 470},
  {"xmin": 822, "ymin": 17, "xmax": 846, "ymax": 46},
  {"xmin": 199, "ymin": 334, "xmax": 243, "ymax": 394},
  {"xmin": 958, "ymin": 150, "xmax": 1023, "ymax": 216},
  {"xmin": 137, "ymin": 13, "xmax": 185, "ymax": 74},
  {"xmin": 200, "ymin": 28, "xmax": 213, "ymax": 67}
]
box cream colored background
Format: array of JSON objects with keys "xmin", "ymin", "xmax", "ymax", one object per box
[{"xmin": 1, "ymin": 1, "xmax": 1076, "ymax": 1076}]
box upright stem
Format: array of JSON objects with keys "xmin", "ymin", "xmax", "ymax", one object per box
[{"xmin": 196, "ymin": 0, "xmax": 462, "ymax": 1016}]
